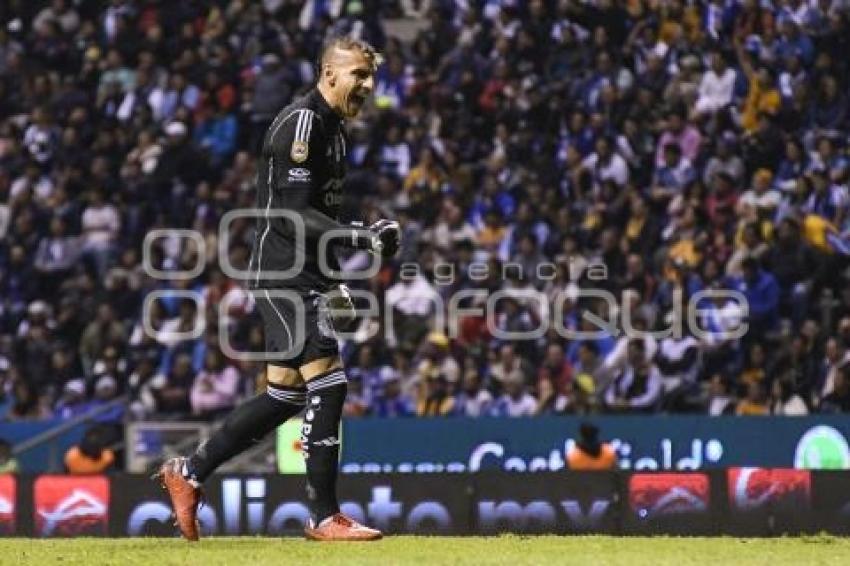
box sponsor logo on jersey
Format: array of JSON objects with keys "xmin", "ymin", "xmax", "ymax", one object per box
[
  {"xmin": 324, "ymin": 191, "xmax": 342, "ymax": 207},
  {"xmin": 34, "ymin": 475, "xmax": 110, "ymax": 536},
  {"xmin": 291, "ymin": 140, "xmax": 308, "ymax": 163},
  {"xmin": 288, "ymin": 168, "xmax": 311, "ymax": 182},
  {"xmin": 321, "ymin": 178, "xmax": 343, "ymax": 208}
]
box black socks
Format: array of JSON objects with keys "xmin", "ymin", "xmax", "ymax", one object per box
[
  {"xmin": 302, "ymin": 368, "xmax": 348, "ymax": 525},
  {"xmin": 183, "ymin": 369, "xmax": 347, "ymax": 527},
  {"xmin": 186, "ymin": 384, "xmax": 306, "ymax": 484}
]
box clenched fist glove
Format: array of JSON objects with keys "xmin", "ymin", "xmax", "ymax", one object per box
[
  {"xmin": 326, "ymin": 283, "xmax": 356, "ymax": 331},
  {"xmin": 368, "ymin": 219, "xmax": 401, "ymax": 258},
  {"xmin": 347, "ymin": 219, "xmax": 401, "ymax": 258}
]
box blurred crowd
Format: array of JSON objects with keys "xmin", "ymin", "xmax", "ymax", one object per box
[{"xmin": 2, "ymin": 0, "xmax": 850, "ymax": 430}]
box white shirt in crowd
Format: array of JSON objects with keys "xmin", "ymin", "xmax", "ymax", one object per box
[
  {"xmin": 605, "ymin": 364, "xmax": 663, "ymax": 410},
  {"xmin": 581, "ymin": 151, "xmax": 630, "ymax": 187},
  {"xmin": 738, "ymin": 188, "xmax": 782, "ymax": 211},
  {"xmin": 771, "ymin": 395, "xmax": 809, "ymax": 416},
  {"xmin": 603, "ymin": 335, "xmax": 659, "ymax": 375},
  {"xmin": 456, "ymin": 389, "xmax": 494, "ymax": 417},
  {"xmin": 695, "ymin": 68, "xmax": 736, "ymax": 114},
  {"xmin": 385, "ymin": 274, "xmax": 439, "ymax": 317},
  {"xmin": 82, "ymin": 203, "xmax": 120, "ymax": 249},
  {"xmin": 380, "ymin": 142, "xmax": 411, "ymax": 179},
  {"xmin": 492, "ymin": 392, "xmax": 537, "ymax": 417}
]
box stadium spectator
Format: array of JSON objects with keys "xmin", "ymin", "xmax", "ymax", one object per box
[
  {"xmin": 370, "ymin": 367, "xmax": 415, "ymax": 418},
  {"xmin": 655, "ymin": 107, "xmax": 701, "ymax": 167},
  {"xmin": 454, "ymin": 368, "xmax": 493, "ymax": 417},
  {"xmin": 6, "ymin": 378, "xmax": 51, "ymax": 421},
  {"xmin": 343, "ymin": 375, "xmax": 369, "ymax": 418},
  {"xmin": 727, "ymin": 257, "xmax": 780, "ymax": 339},
  {"xmin": 79, "ymin": 304, "xmax": 125, "ymax": 378},
  {"xmin": 736, "ymin": 381, "xmax": 770, "ymax": 416},
  {"xmin": 0, "ymin": 358, "xmax": 10, "ymax": 419},
  {"xmin": 770, "ymin": 378, "xmax": 809, "ymax": 416},
  {"xmin": 535, "ymin": 377, "xmax": 571, "ymax": 415},
  {"xmin": 190, "ymin": 348, "xmax": 239, "ymax": 420},
  {"xmin": 127, "ymin": 348, "xmax": 163, "ymax": 419},
  {"xmin": 655, "ymin": 331, "xmax": 702, "ymax": 411},
  {"xmin": 32, "ymin": 216, "xmax": 81, "ymax": 296},
  {"xmin": 604, "ymin": 340, "xmax": 663, "ymax": 413},
  {"xmin": 488, "ymin": 343, "xmax": 532, "ymax": 394},
  {"xmin": 537, "ymin": 342, "xmax": 573, "ymax": 396},
  {"xmin": 816, "ymin": 337, "xmax": 850, "ymax": 406},
  {"xmin": 193, "ymin": 99, "xmax": 237, "ymax": 167},
  {"xmin": 64, "ymin": 425, "xmax": 115, "ymax": 474},
  {"xmin": 490, "ymin": 369, "xmax": 536, "ymax": 417},
  {"xmin": 820, "ymin": 364, "xmax": 850, "ymax": 413},
  {"xmin": 54, "ymin": 379, "xmax": 89, "ymax": 420},
  {"xmin": 694, "ymin": 50, "xmax": 736, "ymax": 118},
  {"xmin": 414, "ymin": 332, "xmax": 460, "ymax": 387},
  {"xmin": 739, "ymin": 342, "xmax": 768, "ymax": 388},
  {"xmin": 347, "ymin": 344, "xmax": 384, "ymax": 407},
  {"xmin": 80, "ymin": 186, "xmax": 120, "ymax": 278},
  {"xmin": 0, "ymin": 438, "xmax": 19, "ymax": 474},
  {"xmin": 566, "ymin": 422, "xmax": 617, "ymax": 471},
  {"xmin": 248, "ymin": 54, "xmax": 294, "ymax": 151},
  {"xmin": 147, "ymin": 353, "xmax": 194, "ymax": 417},
  {"xmin": 706, "ymin": 373, "xmax": 737, "ymax": 416},
  {"xmin": 416, "ymin": 373, "xmax": 455, "ymax": 417},
  {"xmin": 385, "ymin": 274, "xmax": 439, "ymax": 350},
  {"xmin": 572, "ymin": 341, "xmax": 606, "ymax": 408}
]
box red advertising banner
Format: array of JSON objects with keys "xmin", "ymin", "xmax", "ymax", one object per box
[
  {"xmin": 0, "ymin": 475, "xmax": 15, "ymax": 535},
  {"xmin": 628, "ymin": 473, "xmax": 710, "ymax": 518},
  {"xmin": 727, "ymin": 468, "xmax": 811, "ymax": 511},
  {"xmin": 33, "ymin": 475, "xmax": 110, "ymax": 536}
]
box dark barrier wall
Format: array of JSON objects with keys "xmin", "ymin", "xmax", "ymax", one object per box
[
  {"xmin": 2, "ymin": 471, "xmax": 850, "ymax": 537},
  {"xmin": 338, "ymin": 416, "xmax": 850, "ymax": 472}
]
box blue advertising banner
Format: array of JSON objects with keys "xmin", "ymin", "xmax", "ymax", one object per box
[
  {"xmin": 0, "ymin": 420, "xmax": 86, "ymax": 473},
  {"xmin": 339, "ymin": 416, "xmax": 850, "ymax": 473}
]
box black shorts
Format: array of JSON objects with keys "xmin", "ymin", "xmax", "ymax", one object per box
[{"xmin": 253, "ymin": 288, "xmax": 339, "ymax": 369}]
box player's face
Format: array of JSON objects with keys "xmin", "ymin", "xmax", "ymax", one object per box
[{"xmin": 329, "ymin": 49, "xmax": 376, "ymax": 118}]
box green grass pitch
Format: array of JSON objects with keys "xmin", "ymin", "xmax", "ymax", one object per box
[{"xmin": 1, "ymin": 536, "xmax": 850, "ymax": 565}]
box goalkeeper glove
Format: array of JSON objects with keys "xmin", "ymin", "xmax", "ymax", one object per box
[
  {"xmin": 368, "ymin": 219, "xmax": 401, "ymax": 258},
  {"xmin": 347, "ymin": 220, "xmax": 401, "ymax": 258}
]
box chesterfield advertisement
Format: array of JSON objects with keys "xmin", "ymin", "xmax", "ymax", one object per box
[
  {"xmin": 5, "ymin": 416, "xmax": 850, "ymax": 474},
  {"xmin": 337, "ymin": 416, "xmax": 850, "ymax": 473},
  {"xmin": 1, "ymin": 471, "xmax": 850, "ymax": 537}
]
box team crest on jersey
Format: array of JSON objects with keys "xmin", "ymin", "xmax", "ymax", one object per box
[{"xmin": 291, "ymin": 140, "xmax": 308, "ymax": 162}]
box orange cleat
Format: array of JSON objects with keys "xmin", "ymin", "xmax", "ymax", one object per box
[
  {"xmin": 304, "ymin": 513, "xmax": 383, "ymax": 541},
  {"xmin": 154, "ymin": 457, "xmax": 202, "ymax": 542}
]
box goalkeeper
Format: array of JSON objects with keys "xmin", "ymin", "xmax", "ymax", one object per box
[{"xmin": 157, "ymin": 36, "xmax": 398, "ymax": 542}]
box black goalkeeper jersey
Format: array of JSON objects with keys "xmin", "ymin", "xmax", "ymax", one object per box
[{"xmin": 248, "ymin": 88, "xmax": 350, "ymax": 292}]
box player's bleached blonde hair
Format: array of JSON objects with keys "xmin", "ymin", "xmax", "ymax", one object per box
[{"xmin": 319, "ymin": 36, "xmax": 383, "ymax": 72}]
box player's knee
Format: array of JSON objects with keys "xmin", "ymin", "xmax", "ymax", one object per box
[
  {"xmin": 301, "ymin": 356, "xmax": 343, "ymax": 381},
  {"xmin": 266, "ymin": 364, "xmax": 304, "ymax": 387}
]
